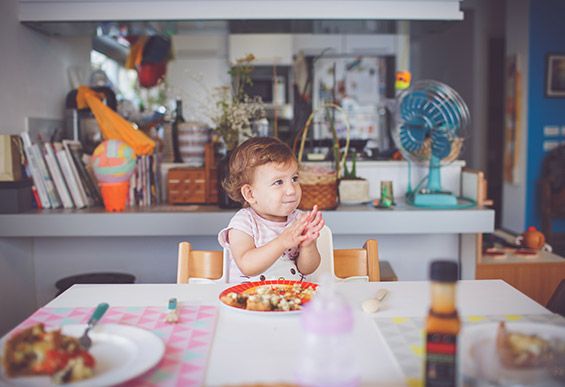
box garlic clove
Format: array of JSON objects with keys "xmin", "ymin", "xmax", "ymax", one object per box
[{"xmin": 362, "ymin": 298, "xmax": 380, "ymax": 313}]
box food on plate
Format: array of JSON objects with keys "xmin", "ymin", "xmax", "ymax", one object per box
[
  {"xmin": 221, "ymin": 283, "xmax": 316, "ymax": 311},
  {"xmin": 2, "ymin": 323, "xmax": 95, "ymax": 384},
  {"xmin": 496, "ymin": 321, "xmax": 551, "ymax": 368}
]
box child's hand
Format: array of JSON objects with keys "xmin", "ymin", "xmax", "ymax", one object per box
[
  {"xmin": 279, "ymin": 216, "xmax": 310, "ymax": 250},
  {"xmin": 300, "ymin": 205, "xmax": 325, "ymax": 248}
]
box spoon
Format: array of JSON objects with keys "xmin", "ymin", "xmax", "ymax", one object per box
[
  {"xmin": 79, "ymin": 303, "xmax": 109, "ymax": 349},
  {"xmin": 362, "ymin": 288, "xmax": 388, "ymax": 313}
]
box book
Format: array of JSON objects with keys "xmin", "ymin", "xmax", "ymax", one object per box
[
  {"xmin": 20, "ymin": 132, "xmax": 51, "ymax": 208},
  {"xmin": 53, "ymin": 142, "xmax": 86, "ymax": 209},
  {"xmin": 62, "ymin": 140, "xmax": 102, "ymax": 207},
  {"xmin": 33, "ymin": 142, "xmax": 62, "ymax": 208},
  {"xmin": 43, "ymin": 143, "xmax": 74, "ymax": 209}
]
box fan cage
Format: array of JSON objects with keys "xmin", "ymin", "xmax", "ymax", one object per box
[{"xmin": 393, "ymin": 80, "xmax": 470, "ymax": 164}]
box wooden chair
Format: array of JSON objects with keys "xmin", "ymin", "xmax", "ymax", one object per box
[
  {"xmin": 333, "ymin": 240, "xmax": 380, "ymax": 281},
  {"xmin": 177, "ymin": 237, "xmax": 389, "ymax": 283},
  {"xmin": 177, "ymin": 242, "xmax": 225, "ymax": 284}
]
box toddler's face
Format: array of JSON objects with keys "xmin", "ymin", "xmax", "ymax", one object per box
[{"xmin": 245, "ymin": 161, "xmax": 301, "ymax": 222}]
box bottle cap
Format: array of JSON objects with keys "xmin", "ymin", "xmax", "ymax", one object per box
[{"xmin": 429, "ymin": 260, "xmax": 458, "ymax": 282}]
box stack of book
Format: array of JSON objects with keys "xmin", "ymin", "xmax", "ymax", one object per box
[
  {"xmin": 20, "ymin": 132, "xmax": 102, "ymax": 209},
  {"xmin": 21, "ymin": 132, "xmax": 161, "ymax": 209},
  {"xmin": 128, "ymin": 154, "xmax": 161, "ymax": 207}
]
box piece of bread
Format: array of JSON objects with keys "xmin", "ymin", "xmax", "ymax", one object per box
[
  {"xmin": 220, "ymin": 292, "xmax": 248, "ymax": 309},
  {"xmin": 496, "ymin": 321, "xmax": 550, "ymax": 368},
  {"xmin": 246, "ymin": 297, "xmax": 273, "ymax": 311}
]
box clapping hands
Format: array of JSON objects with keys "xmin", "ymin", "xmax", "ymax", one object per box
[
  {"xmin": 299, "ymin": 205, "xmax": 325, "ymax": 248},
  {"xmin": 279, "ymin": 205, "xmax": 325, "ymax": 249}
]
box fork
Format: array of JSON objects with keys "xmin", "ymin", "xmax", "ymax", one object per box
[{"xmin": 79, "ymin": 303, "xmax": 109, "ymax": 349}]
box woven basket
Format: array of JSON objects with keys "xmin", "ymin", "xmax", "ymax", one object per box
[{"xmin": 297, "ymin": 104, "xmax": 350, "ymax": 210}]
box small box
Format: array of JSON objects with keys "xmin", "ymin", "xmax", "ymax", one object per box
[
  {"xmin": 168, "ymin": 168, "xmax": 207, "ymax": 204},
  {"xmin": 166, "ymin": 143, "xmax": 218, "ymax": 205},
  {"xmin": 0, "ymin": 179, "xmax": 33, "ymax": 213}
]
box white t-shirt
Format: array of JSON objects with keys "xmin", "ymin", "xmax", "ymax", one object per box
[{"xmin": 218, "ymin": 207, "xmax": 305, "ymax": 283}]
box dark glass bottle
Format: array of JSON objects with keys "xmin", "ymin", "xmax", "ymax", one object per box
[
  {"xmin": 425, "ymin": 261, "xmax": 460, "ymax": 387},
  {"xmin": 217, "ymin": 150, "xmax": 242, "ymax": 209},
  {"xmin": 171, "ymin": 98, "xmax": 184, "ymax": 163}
]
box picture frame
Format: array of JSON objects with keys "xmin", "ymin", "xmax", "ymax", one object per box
[{"xmin": 545, "ymin": 53, "xmax": 565, "ymax": 97}]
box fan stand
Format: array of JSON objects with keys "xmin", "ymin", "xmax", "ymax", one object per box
[{"xmin": 413, "ymin": 155, "xmax": 458, "ymax": 207}]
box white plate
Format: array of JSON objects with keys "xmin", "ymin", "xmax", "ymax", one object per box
[
  {"xmin": 0, "ymin": 324, "xmax": 165, "ymax": 387},
  {"xmin": 459, "ymin": 322, "xmax": 565, "ymax": 387}
]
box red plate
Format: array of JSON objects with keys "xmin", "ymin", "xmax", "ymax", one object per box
[{"xmin": 218, "ymin": 280, "xmax": 318, "ymax": 313}]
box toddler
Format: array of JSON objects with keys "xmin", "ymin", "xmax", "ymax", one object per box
[{"xmin": 218, "ymin": 137, "xmax": 324, "ymax": 282}]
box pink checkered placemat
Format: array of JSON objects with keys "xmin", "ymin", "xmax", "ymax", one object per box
[{"xmin": 9, "ymin": 305, "xmax": 218, "ymax": 387}]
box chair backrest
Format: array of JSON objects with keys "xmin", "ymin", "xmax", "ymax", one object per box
[
  {"xmin": 311, "ymin": 226, "xmax": 380, "ymax": 282},
  {"xmin": 177, "ymin": 242, "xmax": 227, "ymax": 284},
  {"xmin": 334, "ymin": 240, "xmax": 380, "ymax": 281},
  {"xmin": 177, "ymin": 227, "xmax": 380, "ymax": 283}
]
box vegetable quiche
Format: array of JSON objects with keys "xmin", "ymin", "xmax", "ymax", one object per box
[{"xmin": 2, "ymin": 323, "xmax": 95, "ymax": 384}]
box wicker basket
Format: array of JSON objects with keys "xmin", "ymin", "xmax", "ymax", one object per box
[{"xmin": 297, "ymin": 104, "xmax": 350, "ymax": 210}]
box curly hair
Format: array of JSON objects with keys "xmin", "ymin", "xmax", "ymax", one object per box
[{"xmin": 222, "ymin": 137, "xmax": 297, "ymax": 205}]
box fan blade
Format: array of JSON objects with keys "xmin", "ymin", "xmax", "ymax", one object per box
[
  {"xmin": 399, "ymin": 123, "xmax": 426, "ymax": 153},
  {"xmin": 431, "ymin": 130, "xmax": 452, "ymax": 159}
]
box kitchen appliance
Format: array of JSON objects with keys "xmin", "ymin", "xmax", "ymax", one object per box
[
  {"xmin": 392, "ymin": 80, "xmax": 472, "ymax": 208},
  {"xmin": 312, "ymin": 55, "xmax": 395, "ymax": 153},
  {"xmin": 241, "ymin": 65, "xmax": 290, "ymax": 106}
]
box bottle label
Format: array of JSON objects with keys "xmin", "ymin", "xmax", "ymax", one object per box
[{"xmin": 425, "ymin": 333, "xmax": 457, "ymax": 387}]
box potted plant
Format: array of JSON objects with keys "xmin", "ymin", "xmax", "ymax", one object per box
[
  {"xmin": 211, "ymin": 54, "xmax": 267, "ymax": 152},
  {"xmin": 210, "ymin": 54, "xmax": 267, "ymax": 208},
  {"xmin": 338, "ymin": 152, "xmax": 370, "ymax": 205}
]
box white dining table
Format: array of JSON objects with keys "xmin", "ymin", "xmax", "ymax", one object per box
[{"xmin": 38, "ymin": 279, "xmax": 550, "ymax": 387}]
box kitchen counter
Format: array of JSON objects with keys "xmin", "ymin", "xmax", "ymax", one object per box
[{"xmin": 0, "ymin": 201, "xmax": 493, "ymax": 237}]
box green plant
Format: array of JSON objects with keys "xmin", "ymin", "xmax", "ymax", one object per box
[{"xmin": 343, "ymin": 152, "xmax": 363, "ymax": 180}]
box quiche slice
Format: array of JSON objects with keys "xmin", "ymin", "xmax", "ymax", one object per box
[
  {"xmin": 496, "ymin": 321, "xmax": 551, "ymax": 368},
  {"xmin": 2, "ymin": 323, "xmax": 95, "ymax": 384}
]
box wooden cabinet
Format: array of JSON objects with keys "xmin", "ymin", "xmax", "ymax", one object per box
[{"xmin": 476, "ymin": 230, "xmax": 565, "ymax": 306}]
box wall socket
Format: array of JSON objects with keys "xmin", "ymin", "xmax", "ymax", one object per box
[{"xmin": 543, "ymin": 125, "xmax": 560, "ymax": 137}]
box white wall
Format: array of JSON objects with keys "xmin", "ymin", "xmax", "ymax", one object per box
[
  {"xmin": 0, "ymin": 0, "xmax": 90, "ymax": 335},
  {"xmin": 167, "ymin": 32, "xmax": 230, "ymax": 125},
  {"xmin": 501, "ymin": 0, "xmax": 529, "ymax": 232},
  {"xmin": 0, "ymin": 0, "xmax": 90, "ymax": 135}
]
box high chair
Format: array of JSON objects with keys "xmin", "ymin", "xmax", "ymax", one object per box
[
  {"xmin": 176, "ymin": 242, "xmax": 228, "ymax": 284},
  {"xmin": 177, "ymin": 226, "xmax": 394, "ymax": 283},
  {"xmin": 312, "ymin": 226, "xmax": 381, "ymax": 282}
]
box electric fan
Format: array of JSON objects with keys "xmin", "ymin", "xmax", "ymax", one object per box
[{"xmin": 392, "ymin": 80, "xmax": 470, "ymax": 208}]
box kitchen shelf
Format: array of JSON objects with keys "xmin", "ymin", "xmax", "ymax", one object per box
[{"xmin": 0, "ymin": 201, "xmax": 494, "ymax": 237}]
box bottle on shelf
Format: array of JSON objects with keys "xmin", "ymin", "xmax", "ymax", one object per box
[
  {"xmin": 295, "ymin": 275, "xmax": 359, "ymax": 387},
  {"xmin": 171, "ymin": 97, "xmax": 184, "ymax": 163},
  {"xmin": 424, "ymin": 260, "xmax": 460, "ymax": 387}
]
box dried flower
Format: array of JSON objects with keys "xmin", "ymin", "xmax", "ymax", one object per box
[{"xmin": 210, "ymin": 54, "xmax": 266, "ymax": 151}]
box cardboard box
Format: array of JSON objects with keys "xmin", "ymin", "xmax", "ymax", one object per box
[
  {"xmin": 0, "ymin": 179, "xmax": 33, "ymax": 213},
  {"xmin": 0, "ymin": 135, "xmax": 24, "ymax": 181}
]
